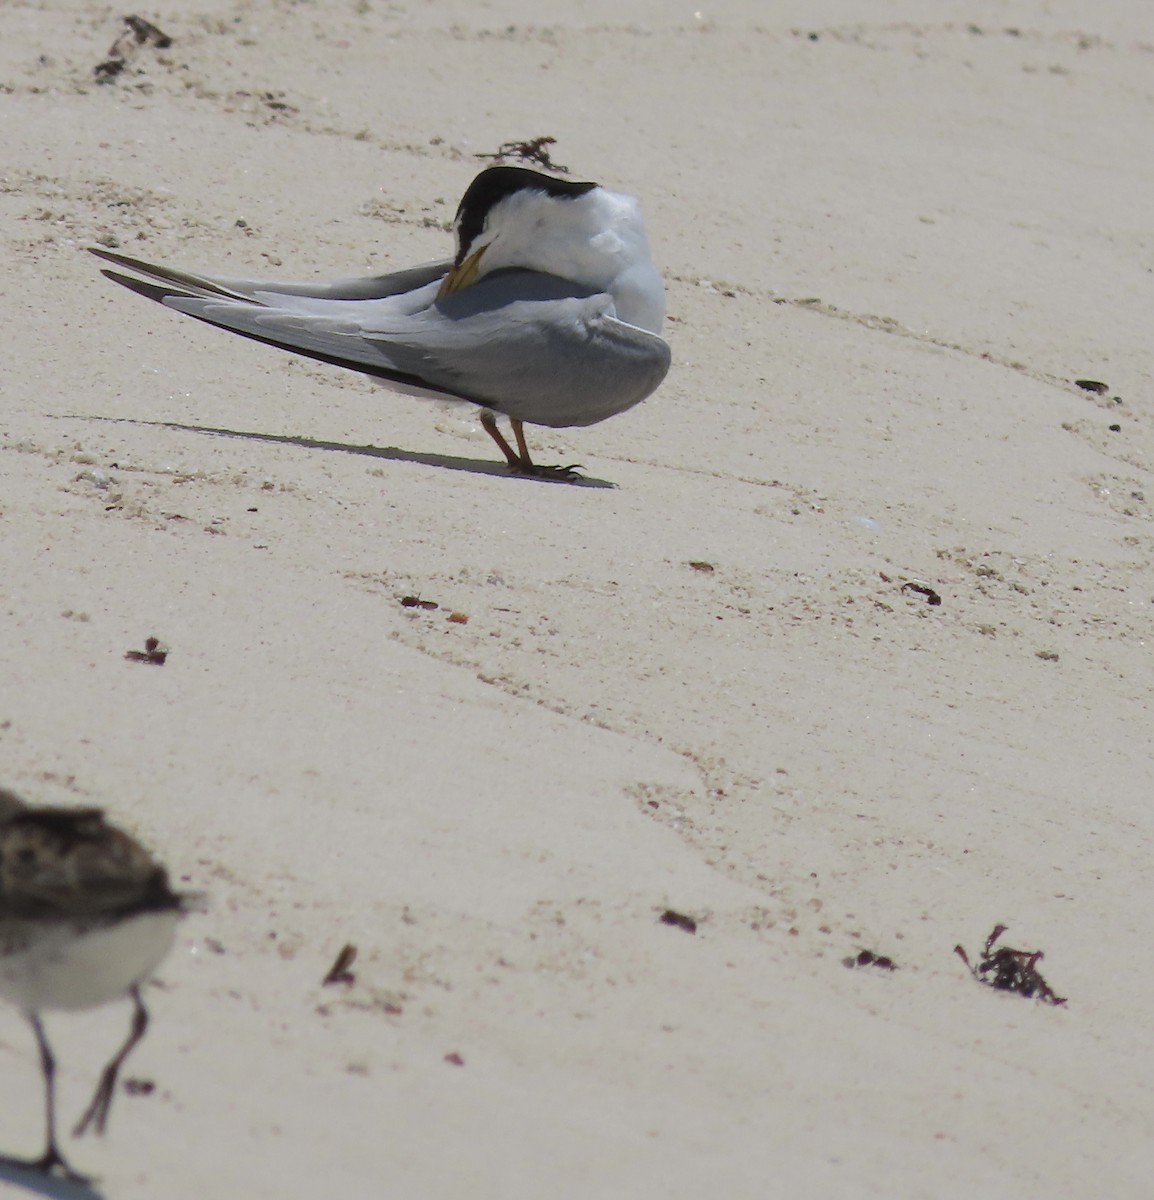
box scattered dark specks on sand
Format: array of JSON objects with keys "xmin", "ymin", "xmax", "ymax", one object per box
[
  {"xmin": 322, "ymin": 943, "xmax": 358, "ymax": 987},
  {"xmin": 123, "ymin": 1078, "xmax": 155, "ymax": 1097},
  {"xmin": 443, "ymin": 1051, "xmax": 465, "ymax": 1067},
  {"xmin": 842, "ymin": 949, "xmax": 897, "ymax": 971},
  {"xmin": 688, "ymin": 561, "xmax": 715, "ymax": 573},
  {"xmin": 258, "ymin": 91, "xmax": 299, "ymax": 115},
  {"xmin": 124, "ymin": 636, "xmax": 168, "ymax": 665},
  {"xmin": 902, "ymin": 581, "xmax": 942, "ymax": 606},
  {"xmin": 659, "ymin": 909, "xmax": 698, "ymax": 934},
  {"xmin": 400, "ymin": 595, "xmax": 438, "ymax": 611},
  {"xmin": 1075, "ymin": 379, "xmax": 1109, "ymax": 394},
  {"xmin": 955, "ymin": 925, "xmax": 1067, "ymax": 1006}
]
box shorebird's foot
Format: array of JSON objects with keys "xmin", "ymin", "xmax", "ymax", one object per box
[
  {"xmin": 0, "ymin": 1147, "xmax": 93, "ymax": 1185},
  {"xmin": 509, "ymin": 460, "xmax": 585, "ymax": 482},
  {"xmin": 481, "ymin": 412, "xmax": 584, "ymax": 482}
]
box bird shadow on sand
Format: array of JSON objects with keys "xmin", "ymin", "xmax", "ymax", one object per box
[
  {"xmin": 0, "ymin": 1157, "xmax": 105, "ymax": 1200},
  {"xmin": 63, "ymin": 417, "xmax": 617, "ymax": 489}
]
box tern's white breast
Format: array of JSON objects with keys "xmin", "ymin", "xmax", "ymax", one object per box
[
  {"xmin": 479, "ymin": 186, "xmax": 666, "ymax": 334},
  {"xmin": 0, "ymin": 909, "xmax": 180, "ymax": 1012}
]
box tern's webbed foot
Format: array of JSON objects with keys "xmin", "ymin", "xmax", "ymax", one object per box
[
  {"xmin": 509, "ymin": 461, "xmax": 585, "ymax": 482},
  {"xmin": 480, "ymin": 413, "xmax": 584, "ymax": 482},
  {"xmin": 0, "ymin": 1148, "xmax": 93, "ymax": 1185}
]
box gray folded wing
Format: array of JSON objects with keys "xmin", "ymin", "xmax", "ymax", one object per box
[
  {"xmin": 92, "ymin": 250, "xmax": 671, "ymax": 429},
  {"xmin": 89, "ymin": 246, "xmax": 453, "ymax": 303}
]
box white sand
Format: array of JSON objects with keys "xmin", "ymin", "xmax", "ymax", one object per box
[{"xmin": 2, "ymin": 1, "xmax": 1153, "ymax": 1195}]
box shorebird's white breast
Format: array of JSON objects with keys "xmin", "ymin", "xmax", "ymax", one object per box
[
  {"xmin": 0, "ymin": 909, "xmax": 180, "ymax": 1012},
  {"xmin": 478, "ymin": 186, "xmax": 666, "ymax": 334}
]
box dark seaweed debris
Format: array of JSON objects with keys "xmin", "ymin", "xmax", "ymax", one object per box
[
  {"xmin": 902, "ymin": 581, "xmax": 942, "ymax": 606},
  {"xmin": 124, "ymin": 636, "xmax": 168, "ymax": 665},
  {"xmin": 842, "ymin": 949, "xmax": 897, "ymax": 971},
  {"xmin": 94, "ymin": 15, "xmax": 172, "ymax": 81},
  {"xmin": 955, "ymin": 925, "xmax": 1066, "ymax": 1005},
  {"xmin": 475, "ymin": 137, "xmax": 570, "ymax": 174},
  {"xmin": 322, "ymin": 943, "xmax": 358, "ymax": 987},
  {"xmin": 659, "ymin": 909, "xmax": 697, "ymax": 934}
]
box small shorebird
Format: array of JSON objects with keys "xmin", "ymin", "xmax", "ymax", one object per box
[
  {"xmin": 0, "ymin": 787, "xmax": 196, "ymax": 1180},
  {"xmin": 91, "ymin": 165, "xmax": 671, "ymax": 479}
]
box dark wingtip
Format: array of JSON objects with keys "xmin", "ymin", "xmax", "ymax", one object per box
[
  {"xmin": 98, "ymin": 268, "xmax": 186, "ymax": 305},
  {"xmin": 88, "ymin": 245, "xmax": 142, "ymax": 271}
]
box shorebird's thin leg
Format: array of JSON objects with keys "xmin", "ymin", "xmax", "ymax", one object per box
[
  {"xmin": 479, "ymin": 409, "xmax": 521, "ymax": 468},
  {"xmin": 510, "ymin": 418, "xmax": 584, "ymax": 480},
  {"xmin": 25, "ymin": 1014, "xmax": 87, "ymax": 1180},
  {"xmin": 73, "ymin": 985, "xmax": 149, "ymax": 1138},
  {"xmin": 511, "ymin": 419, "xmax": 533, "ymax": 465},
  {"xmin": 480, "ymin": 410, "xmax": 583, "ymax": 480}
]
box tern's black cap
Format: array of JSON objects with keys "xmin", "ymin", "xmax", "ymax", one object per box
[{"xmin": 453, "ymin": 166, "xmax": 598, "ymax": 264}]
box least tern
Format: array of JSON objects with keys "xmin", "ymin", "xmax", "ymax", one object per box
[
  {"xmin": 0, "ymin": 788, "xmax": 196, "ymax": 1181},
  {"xmin": 91, "ymin": 165, "xmax": 671, "ymax": 479}
]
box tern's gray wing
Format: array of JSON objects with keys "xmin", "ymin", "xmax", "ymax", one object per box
[
  {"xmin": 361, "ymin": 271, "xmax": 671, "ymax": 427},
  {"xmin": 89, "ymin": 246, "xmax": 453, "ymax": 303},
  {"xmin": 94, "ymin": 257, "xmax": 671, "ymax": 429}
]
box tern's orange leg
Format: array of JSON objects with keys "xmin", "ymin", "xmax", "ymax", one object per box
[
  {"xmin": 479, "ymin": 409, "xmax": 521, "ymax": 469},
  {"xmin": 479, "ymin": 411, "xmax": 582, "ymax": 480},
  {"xmin": 511, "ymin": 419, "xmax": 533, "ymax": 466}
]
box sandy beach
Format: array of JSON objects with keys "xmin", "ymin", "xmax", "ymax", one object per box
[{"xmin": 2, "ymin": 1, "xmax": 1154, "ymax": 1195}]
